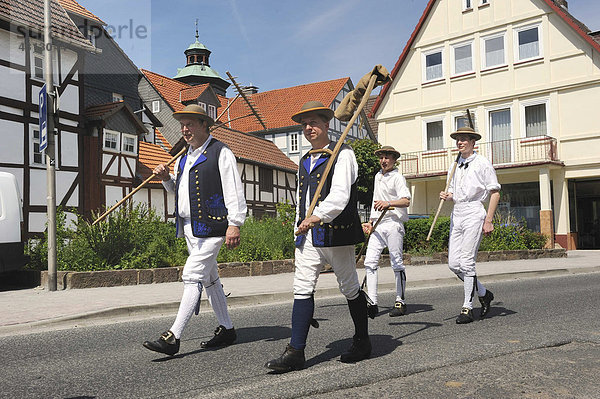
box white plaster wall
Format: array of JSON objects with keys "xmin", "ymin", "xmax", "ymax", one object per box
[
  {"xmin": 60, "ymin": 131, "xmax": 78, "ymax": 167},
  {"xmin": 29, "ymin": 169, "xmax": 48, "ymax": 206},
  {"xmin": 105, "ymin": 185, "xmax": 123, "ymax": 206},
  {"xmin": 0, "ymin": 119, "xmax": 24, "ymax": 164},
  {"xmin": 103, "ymin": 153, "xmax": 119, "ymax": 176},
  {"xmin": 58, "ymin": 84, "xmax": 79, "ymax": 114},
  {"xmin": 0, "ymin": 65, "xmax": 25, "ymax": 102}
]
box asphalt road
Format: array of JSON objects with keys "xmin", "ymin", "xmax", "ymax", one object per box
[{"xmin": 1, "ymin": 272, "xmax": 599, "ymax": 399}]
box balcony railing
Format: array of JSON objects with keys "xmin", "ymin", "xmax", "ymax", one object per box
[{"xmin": 400, "ymin": 135, "xmax": 559, "ymax": 178}]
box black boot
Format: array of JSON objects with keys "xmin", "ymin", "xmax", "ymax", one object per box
[
  {"xmin": 340, "ymin": 336, "xmax": 372, "ymax": 363},
  {"xmin": 200, "ymin": 325, "xmax": 236, "ymax": 348},
  {"xmin": 265, "ymin": 344, "xmax": 305, "ymax": 373},
  {"xmin": 143, "ymin": 330, "xmax": 180, "ymax": 356},
  {"xmin": 342, "ymin": 290, "xmax": 370, "ymax": 362},
  {"xmin": 478, "ymin": 290, "xmax": 494, "ymax": 318}
]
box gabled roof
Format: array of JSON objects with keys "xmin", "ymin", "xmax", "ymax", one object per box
[
  {"xmin": 0, "ymin": 0, "xmax": 94, "ymax": 50},
  {"xmin": 179, "ymin": 83, "xmax": 219, "ymax": 104},
  {"xmin": 141, "ymin": 69, "xmax": 191, "ymax": 112},
  {"xmin": 85, "ymin": 101, "xmax": 147, "ymax": 135},
  {"xmin": 57, "ymin": 0, "xmax": 104, "ymax": 24},
  {"xmin": 222, "ymin": 77, "xmax": 349, "ymax": 133},
  {"xmin": 370, "ymin": 0, "xmax": 600, "ymax": 117}
]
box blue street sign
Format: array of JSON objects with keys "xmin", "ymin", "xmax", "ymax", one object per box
[{"xmin": 39, "ymin": 84, "xmax": 47, "ymax": 152}]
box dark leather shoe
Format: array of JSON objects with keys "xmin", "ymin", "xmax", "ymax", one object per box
[
  {"xmin": 201, "ymin": 325, "xmax": 236, "ymax": 348},
  {"xmin": 367, "ymin": 303, "xmax": 379, "ymax": 319},
  {"xmin": 456, "ymin": 307, "xmax": 474, "ymax": 324},
  {"xmin": 265, "ymin": 344, "xmax": 305, "ymax": 373},
  {"xmin": 340, "ymin": 336, "xmax": 371, "ymax": 363},
  {"xmin": 478, "ymin": 290, "xmax": 494, "ymax": 318},
  {"xmin": 143, "ymin": 330, "xmax": 180, "ymax": 355},
  {"xmin": 389, "ymin": 301, "xmax": 407, "ymax": 317}
]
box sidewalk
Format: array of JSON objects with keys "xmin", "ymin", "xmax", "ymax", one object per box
[{"xmin": 1, "ymin": 250, "xmax": 599, "ymax": 337}]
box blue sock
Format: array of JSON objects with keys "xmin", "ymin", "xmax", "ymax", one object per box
[{"xmin": 290, "ymin": 297, "xmax": 314, "ymax": 350}]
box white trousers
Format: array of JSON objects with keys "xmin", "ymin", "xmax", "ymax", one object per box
[
  {"xmin": 363, "ymin": 220, "xmax": 405, "ymax": 273},
  {"xmin": 448, "ymin": 202, "xmax": 486, "ymax": 277},
  {"xmin": 182, "ymin": 221, "xmax": 224, "ymax": 284},
  {"xmin": 293, "ymin": 233, "xmax": 360, "ymax": 301}
]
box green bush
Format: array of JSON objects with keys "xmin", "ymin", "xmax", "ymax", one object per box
[
  {"xmin": 479, "ymin": 213, "xmax": 547, "ymax": 251},
  {"xmin": 403, "ymin": 215, "xmax": 451, "ymax": 255}
]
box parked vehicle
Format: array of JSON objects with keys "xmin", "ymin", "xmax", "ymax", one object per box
[{"xmin": 0, "ymin": 172, "xmax": 25, "ymax": 272}]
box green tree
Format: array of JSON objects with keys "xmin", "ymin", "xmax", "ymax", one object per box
[{"xmin": 349, "ymin": 139, "xmax": 381, "ymax": 207}]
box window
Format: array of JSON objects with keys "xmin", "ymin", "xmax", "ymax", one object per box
[
  {"xmin": 480, "ymin": 0, "xmax": 489, "ymax": 5},
  {"xmin": 516, "ymin": 25, "xmax": 541, "ymax": 61},
  {"xmin": 453, "ymin": 42, "xmax": 473, "ymax": 75},
  {"xmin": 152, "ymin": 100, "xmax": 160, "ymax": 113},
  {"xmin": 122, "ymin": 134, "xmax": 137, "ymax": 153},
  {"xmin": 426, "ymin": 120, "xmax": 444, "ymax": 151},
  {"xmin": 208, "ymin": 104, "xmax": 216, "ymax": 119},
  {"xmin": 423, "ymin": 48, "xmax": 443, "ymax": 82},
  {"xmin": 455, "ymin": 113, "xmax": 475, "ymax": 130},
  {"xmin": 259, "ymin": 167, "xmax": 273, "ymax": 192},
  {"xmin": 32, "ymin": 43, "xmax": 44, "ymax": 80},
  {"xmin": 290, "ymin": 132, "xmax": 299, "ymax": 153},
  {"xmin": 112, "ymin": 93, "xmax": 123, "ymax": 103},
  {"xmin": 104, "ymin": 130, "xmax": 119, "ymax": 150},
  {"xmin": 483, "ymin": 33, "xmax": 505, "ymax": 68},
  {"xmin": 198, "ymin": 102, "xmax": 207, "ymax": 111},
  {"xmin": 489, "ymin": 108, "xmax": 512, "ymax": 163},
  {"xmin": 86, "ymin": 26, "xmax": 96, "ymax": 47},
  {"xmin": 464, "ymin": 0, "xmax": 472, "ymax": 10},
  {"xmin": 524, "ymin": 103, "xmax": 547, "ymax": 137},
  {"xmin": 32, "ymin": 129, "xmax": 44, "ymax": 164}
]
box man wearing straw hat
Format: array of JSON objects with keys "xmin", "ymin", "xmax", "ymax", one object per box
[
  {"xmin": 143, "ymin": 104, "xmax": 247, "ymax": 355},
  {"xmin": 439, "ymin": 126, "xmax": 499, "ymax": 324},
  {"xmin": 265, "ymin": 101, "xmax": 370, "ymax": 373},
  {"xmin": 362, "ymin": 145, "xmax": 411, "ymax": 318}
]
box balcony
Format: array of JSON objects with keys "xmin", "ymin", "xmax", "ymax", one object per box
[{"xmin": 400, "ymin": 135, "xmax": 561, "ymax": 179}]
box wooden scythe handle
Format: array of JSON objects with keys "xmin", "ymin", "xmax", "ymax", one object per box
[
  {"xmin": 295, "ymin": 73, "xmax": 378, "ymax": 236},
  {"xmin": 91, "ymin": 95, "xmax": 242, "ymax": 226}
]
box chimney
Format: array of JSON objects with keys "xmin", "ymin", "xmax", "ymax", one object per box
[
  {"xmin": 555, "ymin": 0, "xmax": 568, "ymax": 10},
  {"xmin": 243, "ymin": 85, "xmax": 259, "ymax": 95}
]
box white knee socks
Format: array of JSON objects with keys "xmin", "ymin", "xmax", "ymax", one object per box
[
  {"xmin": 170, "ymin": 282, "xmax": 202, "ymax": 339},
  {"xmin": 365, "ymin": 268, "xmax": 378, "ymax": 305},
  {"xmin": 205, "ymin": 279, "xmax": 233, "ymax": 330}
]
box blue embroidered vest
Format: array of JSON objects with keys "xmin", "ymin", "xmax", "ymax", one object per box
[
  {"xmin": 295, "ymin": 142, "xmax": 364, "ymax": 247},
  {"xmin": 175, "ymin": 139, "xmax": 228, "ymax": 238}
]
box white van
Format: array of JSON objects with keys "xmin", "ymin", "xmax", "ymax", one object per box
[{"xmin": 0, "ymin": 172, "xmax": 25, "ymax": 272}]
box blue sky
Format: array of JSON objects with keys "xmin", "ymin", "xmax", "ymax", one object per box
[{"xmin": 76, "ymin": 0, "xmax": 600, "ymax": 95}]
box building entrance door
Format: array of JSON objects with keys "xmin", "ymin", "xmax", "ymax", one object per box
[{"xmin": 575, "ymin": 180, "xmax": 600, "ymax": 249}]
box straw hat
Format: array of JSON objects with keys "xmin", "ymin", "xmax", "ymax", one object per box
[
  {"xmin": 172, "ymin": 104, "xmax": 214, "ymax": 127},
  {"xmin": 291, "ymin": 101, "xmax": 334, "ymax": 123},
  {"xmin": 450, "ymin": 126, "xmax": 481, "ymax": 141},
  {"xmin": 374, "ymin": 145, "xmax": 400, "ymax": 159}
]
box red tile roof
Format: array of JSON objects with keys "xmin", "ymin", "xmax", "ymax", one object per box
[
  {"xmin": 210, "ymin": 126, "xmax": 297, "ymax": 171},
  {"xmin": 223, "ymin": 77, "xmax": 349, "ymax": 133},
  {"xmin": 141, "ymin": 69, "xmax": 190, "ymax": 112},
  {"xmin": 57, "ymin": 0, "xmax": 104, "ymax": 24},
  {"xmin": 0, "ymin": 0, "xmax": 94, "ymax": 50},
  {"xmin": 85, "ymin": 101, "xmax": 147, "ymax": 134},
  {"xmin": 370, "ymin": 0, "xmax": 600, "ymax": 117},
  {"xmin": 154, "ymin": 129, "xmax": 172, "ymax": 152},
  {"xmin": 179, "ymin": 84, "xmax": 211, "ymax": 102},
  {"xmin": 138, "ymin": 141, "xmax": 172, "ymax": 184}
]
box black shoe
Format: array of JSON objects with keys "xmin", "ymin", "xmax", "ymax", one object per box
[
  {"xmin": 478, "ymin": 290, "xmax": 494, "ymax": 318},
  {"xmin": 456, "ymin": 308, "xmax": 474, "ymax": 324},
  {"xmin": 143, "ymin": 330, "xmax": 180, "ymax": 356},
  {"xmin": 265, "ymin": 344, "xmax": 305, "ymax": 373},
  {"xmin": 389, "ymin": 301, "xmax": 407, "ymax": 317},
  {"xmin": 367, "ymin": 303, "xmax": 379, "ymax": 319},
  {"xmin": 340, "ymin": 336, "xmax": 372, "ymax": 363},
  {"xmin": 201, "ymin": 325, "xmax": 236, "ymax": 348}
]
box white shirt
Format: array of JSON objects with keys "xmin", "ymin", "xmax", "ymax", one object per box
[
  {"xmin": 369, "ymin": 168, "xmax": 411, "ymax": 223},
  {"xmin": 295, "ymin": 145, "xmax": 358, "ymax": 227},
  {"xmin": 163, "ymin": 135, "xmax": 247, "ymax": 227},
  {"xmin": 447, "ymin": 152, "xmax": 500, "ymax": 203}
]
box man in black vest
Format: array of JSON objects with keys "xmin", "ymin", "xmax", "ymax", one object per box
[
  {"xmin": 143, "ymin": 104, "xmax": 247, "ymax": 356},
  {"xmin": 265, "ymin": 101, "xmax": 370, "ymax": 373}
]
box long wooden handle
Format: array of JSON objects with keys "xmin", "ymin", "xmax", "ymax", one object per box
[
  {"xmin": 426, "ymin": 153, "xmax": 461, "ymax": 240},
  {"xmin": 91, "ymin": 95, "xmax": 242, "ymax": 226},
  {"xmin": 355, "ymin": 207, "xmax": 393, "ymax": 263},
  {"xmin": 295, "ymin": 74, "xmax": 378, "ymax": 236}
]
